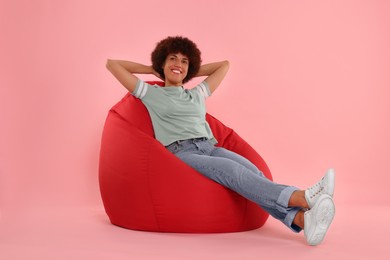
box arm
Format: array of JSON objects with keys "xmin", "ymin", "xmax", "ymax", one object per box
[
  {"xmin": 196, "ymin": 60, "xmax": 230, "ymax": 94},
  {"xmin": 106, "ymin": 59, "xmax": 160, "ymax": 93}
]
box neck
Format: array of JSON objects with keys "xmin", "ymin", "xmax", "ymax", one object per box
[{"xmin": 165, "ymin": 80, "xmax": 183, "ymax": 87}]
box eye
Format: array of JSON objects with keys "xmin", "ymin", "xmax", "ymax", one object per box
[{"xmin": 182, "ymin": 60, "xmax": 189, "ymax": 64}]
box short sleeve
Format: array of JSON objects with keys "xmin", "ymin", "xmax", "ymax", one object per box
[
  {"xmin": 194, "ymin": 81, "xmax": 212, "ymax": 99},
  {"xmin": 132, "ymin": 79, "xmax": 149, "ymax": 99}
]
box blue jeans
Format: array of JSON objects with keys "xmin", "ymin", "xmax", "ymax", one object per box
[{"xmin": 166, "ymin": 138, "xmax": 302, "ymax": 232}]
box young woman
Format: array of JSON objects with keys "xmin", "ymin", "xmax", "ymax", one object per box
[{"xmin": 106, "ymin": 36, "xmax": 335, "ymax": 246}]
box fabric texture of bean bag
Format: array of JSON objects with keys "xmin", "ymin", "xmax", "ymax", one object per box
[{"xmin": 99, "ymin": 81, "xmax": 273, "ymax": 233}]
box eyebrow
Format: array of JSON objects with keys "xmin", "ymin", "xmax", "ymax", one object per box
[{"xmin": 170, "ymin": 54, "xmax": 189, "ymax": 61}]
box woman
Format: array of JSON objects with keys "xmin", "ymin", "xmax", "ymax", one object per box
[{"xmin": 106, "ymin": 36, "xmax": 335, "ymax": 246}]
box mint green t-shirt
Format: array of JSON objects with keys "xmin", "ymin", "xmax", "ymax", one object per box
[{"xmin": 132, "ymin": 79, "xmax": 217, "ymax": 146}]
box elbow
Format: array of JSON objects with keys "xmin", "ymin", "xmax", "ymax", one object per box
[
  {"xmin": 106, "ymin": 59, "xmax": 115, "ymax": 71},
  {"xmin": 223, "ymin": 60, "xmax": 230, "ymax": 71}
]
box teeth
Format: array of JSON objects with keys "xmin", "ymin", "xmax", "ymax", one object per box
[{"xmin": 172, "ymin": 69, "xmax": 181, "ymax": 74}]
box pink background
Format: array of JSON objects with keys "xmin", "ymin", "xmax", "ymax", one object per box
[{"xmin": 1, "ymin": 0, "xmax": 389, "ymax": 259}]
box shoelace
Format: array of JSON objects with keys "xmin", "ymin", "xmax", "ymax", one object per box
[{"xmin": 307, "ymin": 179, "xmax": 324, "ymax": 199}]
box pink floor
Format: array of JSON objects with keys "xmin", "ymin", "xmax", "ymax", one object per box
[{"xmin": 1, "ymin": 203, "xmax": 389, "ymax": 259}]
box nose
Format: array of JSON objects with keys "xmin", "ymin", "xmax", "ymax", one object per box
[{"xmin": 173, "ymin": 60, "xmax": 181, "ymax": 67}]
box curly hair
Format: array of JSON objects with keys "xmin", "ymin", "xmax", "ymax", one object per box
[{"xmin": 151, "ymin": 36, "xmax": 202, "ymax": 84}]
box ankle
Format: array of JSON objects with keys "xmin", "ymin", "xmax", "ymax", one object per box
[
  {"xmin": 293, "ymin": 211, "xmax": 305, "ymax": 229},
  {"xmin": 289, "ymin": 190, "xmax": 309, "ymax": 208}
]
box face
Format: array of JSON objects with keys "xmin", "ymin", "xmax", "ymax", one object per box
[{"xmin": 162, "ymin": 53, "xmax": 189, "ymax": 86}]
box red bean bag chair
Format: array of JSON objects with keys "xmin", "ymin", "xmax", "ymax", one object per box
[{"xmin": 99, "ymin": 81, "xmax": 273, "ymax": 233}]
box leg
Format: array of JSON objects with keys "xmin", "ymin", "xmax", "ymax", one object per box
[
  {"xmin": 289, "ymin": 190, "xmax": 309, "ymax": 208},
  {"xmin": 293, "ymin": 210, "xmax": 305, "ymax": 229},
  {"xmin": 175, "ymin": 141, "xmax": 301, "ymax": 232},
  {"xmin": 209, "ymin": 146, "xmax": 264, "ymax": 177}
]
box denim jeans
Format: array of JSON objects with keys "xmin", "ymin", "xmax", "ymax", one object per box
[{"xmin": 166, "ymin": 138, "xmax": 302, "ymax": 232}]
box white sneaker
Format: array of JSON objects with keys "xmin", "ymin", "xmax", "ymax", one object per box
[
  {"xmin": 305, "ymin": 168, "xmax": 335, "ymax": 209},
  {"xmin": 304, "ymin": 194, "xmax": 335, "ymax": 246}
]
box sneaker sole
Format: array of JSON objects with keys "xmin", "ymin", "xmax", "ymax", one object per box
[{"xmin": 307, "ymin": 195, "xmax": 335, "ymax": 246}]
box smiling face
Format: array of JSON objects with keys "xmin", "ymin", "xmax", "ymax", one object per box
[{"xmin": 162, "ymin": 53, "xmax": 189, "ymax": 86}]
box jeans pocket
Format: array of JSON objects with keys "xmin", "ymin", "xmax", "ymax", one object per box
[{"xmin": 167, "ymin": 143, "xmax": 180, "ymax": 154}]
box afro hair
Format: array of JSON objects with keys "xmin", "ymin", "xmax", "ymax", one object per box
[{"xmin": 151, "ymin": 36, "xmax": 202, "ymax": 84}]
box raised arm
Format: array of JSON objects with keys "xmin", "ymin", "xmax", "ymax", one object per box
[
  {"xmin": 196, "ymin": 60, "xmax": 230, "ymax": 94},
  {"xmin": 106, "ymin": 59, "xmax": 160, "ymax": 93}
]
